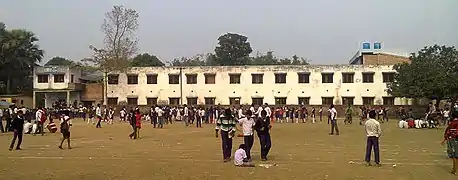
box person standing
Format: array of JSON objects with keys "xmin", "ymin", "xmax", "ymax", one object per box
[
  {"xmin": 9, "ymin": 110, "xmax": 25, "ymax": 151},
  {"xmin": 183, "ymin": 105, "xmax": 189, "ymax": 126},
  {"xmin": 215, "ymin": 108, "xmax": 237, "ymax": 162},
  {"xmin": 95, "ymin": 104, "xmax": 102, "ymax": 128},
  {"xmin": 329, "ymin": 104, "xmax": 339, "ymax": 135},
  {"xmin": 156, "ymin": 106, "xmax": 164, "ymax": 128},
  {"xmin": 238, "ymin": 110, "xmax": 256, "ymax": 161},
  {"xmin": 0, "ymin": 108, "xmax": 4, "ymax": 133},
  {"xmin": 58, "ymin": 111, "xmax": 72, "ymax": 149},
  {"xmin": 364, "ymin": 110, "xmax": 382, "ymax": 166},
  {"xmin": 254, "ymin": 110, "xmax": 272, "ymax": 161},
  {"xmin": 442, "ymin": 110, "xmax": 458, "ymax": 174},
  {"xmin": 34, "ymin": 107, "xmax": 45, "ymax": 136}
]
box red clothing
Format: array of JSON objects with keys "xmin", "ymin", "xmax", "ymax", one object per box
[
  {"xmin": 444, "ymin": 119, "xmax": 458, "ymax": 140},
  {"xmin": 135, "ymin": 113, "xmax": 142, "ymax": 128}
]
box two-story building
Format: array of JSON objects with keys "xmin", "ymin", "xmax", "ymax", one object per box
[
  {"xmin": 106, "ymin": 65, "xmax": 408, "ymax": 106},
  {"xmin": 33, "ymin": 66, "xmax": 84, "ymax": 108}
]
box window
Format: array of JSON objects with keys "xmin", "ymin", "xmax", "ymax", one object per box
[
  {"xmin": 252, "ymin": 98, "xmax": 264, "ymax": 105},
  {"xmin": 383, "ymin": 97, "xmax": 395, "ymax": 105},
  {"xmin": 229, "ymin": 97, "xmax": 241, "ymax": 105},
  {"xmin": 169, "ymin": 74, "xmax": 179, "ymax": 84},
  {"xmin": 362, "ymin": 97, "xmax": 374, "ymax": 105},
  {"xmin": 205, "ymin": 74, "xmax": 216, "ymax": 84},
  {"xmin": 275, "ymin": 97, "xmax": 287, "ymax": 105},
  {"xmin": 54, "ymin": 74, "xmax": 65, "ymax": 83},
  {"xmin": 229, "ymin": 74, "xmax": 241, "ymax": 84},
  {"xmin": 205, "ymin": 97, "xmax": 215, "ymax": 105},
  {"xmin": 321, "ymin": 97, "xmax": 334, "ymax": 105},
  {"xmin": 146, "ymin": 74, "xmax": 158, "ymax": 84},
  {"xmin": 71, "ymin": 75, "xmax": 74, "ymax": 83},
  {"xmin": 37, "ymin": 75, "xmax": 48, "ymax": 83},
  {"xmin": 252, "ymin": 74, "xmax": 263, "ymax": 84},
  {"xmin": 127, "ymin": 98, "xmax": 138, "ymax": 105},
  {"xmin": 342, "ymin": 73, "xmax": 354, "ymax": 83},
  {"xmin": 186, "ymin": 74, "xmax": 197, "ymax": 84},
  {"xmin": 342, "ymin": 97, "xmax": 354, "ymax": 105},
  {"xmin": 107, "ymin": 98, "xmax": 118, "ymax": 105},
  {"xmin": 127, "ymin": 74, "xmax": 138, "ymax": 84},
  {"xmin": 108, "ymin": 74, "xmax": 119, "ymax": 84},
  {"xmin": 298, "ymin": 97, "xmax": 310, "ymax": 105},
  {"xmin": 275, "ymin": 73, "xmax": 286, "ymax": 84},
  {"xmin": 383, "ymin": 72, "xmax": 395, "ymax": 83},
  {"xmin": 187, "ymin": 97, "xmax": 197, "ymax": 105},
  {"xmin": 362, "ymin": 72, "xmax": 374, "ymax": 83},
  {"xmin": 298, "ymin": 73, "xmax": 310, "ymax": 83},
  {"xmin": 169, "ymin": 98, "xmax": 180, "ymax": 105},
  {"xmin": 321, "ymin": 73, "xmax": 333, "ymax": 83},
  {"xmin": 146, "ymin": 98, "xmax": 157, "ymax": 105}
]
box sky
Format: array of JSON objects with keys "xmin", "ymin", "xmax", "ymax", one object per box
[{"xmin": 1, "ymin": 0, "xmax": 457, "ymax": 65}]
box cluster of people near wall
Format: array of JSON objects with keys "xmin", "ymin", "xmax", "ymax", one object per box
[{"xmin": 398, "ymin": 102, "xmax": 454, "ymax": 129}]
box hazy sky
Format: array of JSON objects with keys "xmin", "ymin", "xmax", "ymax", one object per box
[{"xmin": 1, "ymin": 0, "xmax": 457, "ymax": 64}]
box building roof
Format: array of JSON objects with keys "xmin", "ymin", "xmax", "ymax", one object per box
[{"xmin": 80, "ymin": 71, "xmax": 103, "ymax": 82}]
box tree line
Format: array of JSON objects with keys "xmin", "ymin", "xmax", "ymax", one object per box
[{"xmin": 1, "ymin": 5, "xmax": 458, "ymax": 105}]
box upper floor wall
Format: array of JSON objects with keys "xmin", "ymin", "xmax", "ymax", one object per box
[{"xmin": 33, "ymin": 66, "xmax": 83, "ymax": 90}]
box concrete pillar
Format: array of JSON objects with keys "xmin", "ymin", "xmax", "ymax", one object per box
[
  {"xmin": 32, "ymin": 91, "xmax": 36, "ymax": 109},
  {"xmin": 66, "ymin": 91, "xmax": 70, "ymax": 107}
]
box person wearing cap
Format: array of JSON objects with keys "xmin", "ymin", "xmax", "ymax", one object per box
[
  {"xmin": 215, "ymin": 108, "xmax": 237, "ymax": 162},
  {"xmin": 364, "ymin": 110, "xmax": 382, "ymax": 166},
  {"xmin": 442, "ymin": 110, "xmax": 458, "ymax": 174}
]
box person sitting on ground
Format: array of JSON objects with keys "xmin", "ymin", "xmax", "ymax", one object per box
[
  {"xmin": 234, "ymin": 144, "xmax": 255, "ymax": 167},
  {"xmin": 23, "ymin": 120, "xmax": 33, "ymax": 134}
]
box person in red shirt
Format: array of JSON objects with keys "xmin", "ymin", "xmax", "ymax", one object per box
[
  {"xmin": 442, "ymin": 110, "xmax": 458, "ymax": 175},
  {"xmin": 129, "ymin": 108, "xmax": 142, "ymax": 140}
]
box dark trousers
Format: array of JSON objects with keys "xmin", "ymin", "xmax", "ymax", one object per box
[
  {"xmin": 0, "ymin": 119, "xmax": 4, "ymax": 133},
  {"xmin": 258, "ymin": 133, "xmax": 272, "ymax": 159},
  {"xmin": 243, "ymin": 135, "xmax": 254, "ymax": 159},
  {"xmin": 196, "ymin": 116, "xmax": 202, "ymax": 127},
  {"xmin": 365, "ymin": 136, "xmax": 380, "ymax": 164},
  {"xmin": 10, "ymin": 129, "xmax": 23, "ymax": 149},
  {"xmin": 129, "ymin": 125, "xmax": 137, "ymax": 139},
  {"xmin": 34, "ymin": 122, "xmax": 44, "ymax": 136},
  {"xmin": 152, "ymin": 117, "xmax": 157, "ymax": 128},
  {"xmin": 96, "ymin": 116, "xmax": 102, "ymax": 128},
  {"xmin": 158, "ymin": 117, "xmax": 164, "ymax": 128},
  {"xmin": 220, "ymin": 131, "xmax": 233, "ymax": 159},
  {"xmin": 330, "ymin": 119, "xmax": 339, "ymax": 134},
  {"xmin": 6, "ymin": 118, "xmax": 12, "ymax": 132}
]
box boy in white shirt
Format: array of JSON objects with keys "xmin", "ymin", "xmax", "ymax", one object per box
[
  {"xmin": 238, "ymin": 110, "xmax": 256, "ymax": 160},
  {"xmin": 234, "ymin": 144, "xmax": 255, "ymax": 167}
]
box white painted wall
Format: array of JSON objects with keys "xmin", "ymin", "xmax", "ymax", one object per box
[{"xmin": 107, "ymin": 65, "xmax": 408, "ymax": 106}]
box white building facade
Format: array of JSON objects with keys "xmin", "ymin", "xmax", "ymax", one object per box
[{"xmin": 106, "ymin": 65, "xmax": 408, "ymax": 106}]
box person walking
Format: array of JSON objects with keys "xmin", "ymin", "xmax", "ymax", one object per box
[
  {"xmin": 364, "ymin": 110, "xmax": 382, "ymax": 167},
  {"xmin": 95, "ymin": 104, "xmax": 102, "ymax": 128},
  {"xmin": 254, "ymin": 110, "xmax": 272, "ymax": 161},
  {"xmin": 58, "ymin": 111, "xmax": 72, "ymax": 149},
  {"xmin": 9, "ymin": 110, "xmax": 25, "ymax": 151},
  {"xmin": 329, "ymin": 104, "xmax": 339, "ymax": 135},
  {"xmin": 215, "ymin": 108, "xmax": 237, "ymax": 162}
]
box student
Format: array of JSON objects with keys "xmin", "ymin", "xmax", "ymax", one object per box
[
  {"xmin": 34, "ymin": 107, "xmax": 45, "ymax": 136},
  {"xmin": 59, "ymin": 111, "xmax": 72, "ymax": 149},
  {"xmin": 95, "ymin": 104, "xmax": 102, "ymax": 128},
  {"xmin": 156, "ymin": 106, "xmax": 164, "ymax": 128},
  {"xmin": 364, "ymin": 110, "xmax": 381, "ymax": 166},
  {"xmin": 46, "ymin": 119, "xmax": 58, "ymax": 133},
  {"xmin": 234, "ymin": 144, "xmax": 255, "ymax": 167},
  {"xmin": 9, "ymin": 110, "xmax": 25, "ymax": 151},
  {"xmin": 128, "ymin": 109, "xmax": 142, "ymax": 139},
  {"xmin": 108, "ymin": 107, "xmax": 114, "ymax": 124},
  {"xmin": 129, "ymin": 109, "xmax": 137, "ymax": 139},
  {"xmin": 442, "ymin": 110, "xmax": 458, "ymax": 174},
  {"xmin": 319, "ymin": 107, "xmax": 323, "ymax": 122},
  {"xmin": 329, "ymin": 104, "xmax": 339, "ymax": 135},
  {"xmin": 254, "ymin": 110, "xmax": 272, "ymax": 161},
  {"xmin": 215, "ymin": 108, "xmax": 237, "ymax": 162},
  {"xmin": 238, "ymin": 110, "xmax": 256, "ymax": 161}
]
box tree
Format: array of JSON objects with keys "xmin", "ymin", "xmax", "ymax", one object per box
[
  {"xmin": 169, "ymin": 54, "xmax": 207, "ymax": 66},
  {"xmin": 0, "ymin": 27, "xmax": 43, "ymax": 94},
  {"xmin": 214, "ymin": 33, "xmax": 252, "ymax": 65},
  {"xmin": 388, "ymin": 45, "xmax": 458, "ymax": 105},
  {"xmin": 45, "ymin": 56, "xmax": 74, "ymax": 66},
  {"xmin": 278, "ymin": 55, "xmax": 309, "ymax": 65},
  {"xmin": 250, "ymin": 51, "xmax": 309, "ymax": 65},
  {"xmin": 131, "ymin": 53, "xmax": 164, "ymax": 67},
  {"xmin": 83, "ymin": 5, "xmax": 139, "ymax": 105}
]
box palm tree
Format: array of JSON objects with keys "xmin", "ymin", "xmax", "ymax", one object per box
[{"xmin": 0, "ymin": 28, "xmax": 43, "ymax": 94}]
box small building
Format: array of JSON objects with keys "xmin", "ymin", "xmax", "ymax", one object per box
[
  {"xmin": 0, "ymin": 94, "xmax": 33, "ymax": 108},
  {"xmin": 349, "ymin": 42, "xmax": 410, "ymax": 65}
]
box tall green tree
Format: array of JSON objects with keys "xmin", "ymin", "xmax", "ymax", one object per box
[
  {"xmin": 388, "ymin": 45, "xmax": 458, "ymax": 104},
  {"xmin": 170, "ymin": 54, "xmax": 207, "ymax": 66},
  {"xmin": 45, "ymin": 56, "xmax": 74, "ymax": 66},
  {"xmin": 214, "ymin": 33, "xmax": 252, "ymax": 65},
  {"xmin": 83, "ymin": 5, "xmax": 139, "ymax": 105},
  {"xmin": 131, "ymin": 53, "xmax": 164, "ymax": 67},
  {"xmin": 250, "ymin": 51, "xmax": 309, "ymax": 65},
  {"xmin": 0, "ymin": 27, "xmax": 43, "ymax": 94}
]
